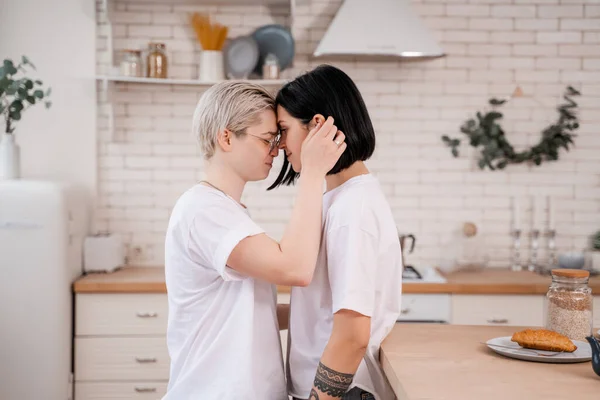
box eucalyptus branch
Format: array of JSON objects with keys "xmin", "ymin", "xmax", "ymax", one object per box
[
  {"xmin": 442, "ymin": 86, "xmax": 580, "ymax": 170},
  {"xmin": 0, "ymin": 56, "xmax": 51, "ymax": 135}
]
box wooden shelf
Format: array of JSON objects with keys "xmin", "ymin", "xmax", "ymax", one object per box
[{"xmin": 96, "ymin": 75, "xmax": 288, "ymax": 87}]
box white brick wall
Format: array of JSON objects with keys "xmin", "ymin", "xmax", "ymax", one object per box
[{"xmin": 95, "ymin": 0, "xmax": 600, "ymax": 269}]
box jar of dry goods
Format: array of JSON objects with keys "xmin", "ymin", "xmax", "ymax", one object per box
[
  {"xmin": 544, "ymin": 268, "xmax": 593, "ymax": 341},
  {"xmin": 120, "ymin": 50, "xmax": 143, "ymax": 77},
  {"xmin": 147, "ymin": 42, "xmax": 168, "ymax": 79}
]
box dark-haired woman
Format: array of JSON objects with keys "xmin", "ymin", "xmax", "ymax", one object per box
[{"xmin": 271, "ymin": 65, "xmax": 403, "ymax": 400}]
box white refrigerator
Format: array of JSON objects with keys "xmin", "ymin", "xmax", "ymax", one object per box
[{"xmin": 0, "ymin": 180, "xmax": 89, "ymax": 400}]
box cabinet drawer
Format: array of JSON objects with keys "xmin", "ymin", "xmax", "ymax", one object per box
[
  {"xmin": 75, "ymin": 382, "xmax": 167, "ymax": 400},
  {"xmin": 75, "ymin": 337, "xmax": 169, "ymax": 381},
  {"xmin": 396, "ymin": 294, "xmax": 451, "ymax": 322},
  {"xmin": 76, "ymin": 294, "xmax": 168, "ymax": 336},
  {"xmin": 452, "ymin": 295, "xmax": 544, "ymax": 327}
]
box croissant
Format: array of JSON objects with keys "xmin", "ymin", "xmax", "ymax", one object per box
[{"xmin": 511, "ymin": 328, "xmax": 577, "ymax": 352}]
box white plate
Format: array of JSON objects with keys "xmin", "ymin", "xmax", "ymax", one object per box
[
  {"xmin": 486, "ymin": 336, "xmax": 591, "ymax": 363},
  {"xmin": 224, "ymin": 35, "xmax": 259, "ymax": 79}
]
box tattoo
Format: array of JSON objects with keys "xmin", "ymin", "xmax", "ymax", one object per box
[
  {"xmin": 309, "ymin": 388, "xmax": 320, "ymax": 400},
  {"xmin": 313, "ymin": 361, "xmax": 354, "ymax": 398}
]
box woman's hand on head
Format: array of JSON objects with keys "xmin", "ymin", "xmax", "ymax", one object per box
[{"xmin": 300, "ymin": 116, "xmax": 346, "ymax": 177}]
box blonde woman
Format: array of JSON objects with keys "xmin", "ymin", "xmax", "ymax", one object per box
[{"xmin": 162, "ymin": 81, "xmax": 346, "ymax": 399}]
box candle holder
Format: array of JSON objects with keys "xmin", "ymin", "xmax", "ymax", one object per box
[
  {"xmin": 546, "ymin": 229, "xmax": 557, "ymax": 269},
  {"xmin": 528, "ymin": 229, "xmax": 540, "ymax": 272},
  {"xmin": 511, "ymin": 229, "xmax": 522, "ymax": 271}
]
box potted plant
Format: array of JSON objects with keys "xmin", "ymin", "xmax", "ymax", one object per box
[{"xmin": 0, "ymin": 56, "xmax": 51, "ymax": 179}]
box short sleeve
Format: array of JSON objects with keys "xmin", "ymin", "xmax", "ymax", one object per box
[
  {"xmin": 327, "ymin": 225, "xmax": 377, "ymax": 317},
  {"xmin": 188, "ymin": 200, "xmax": 264, "ymax": 281}
]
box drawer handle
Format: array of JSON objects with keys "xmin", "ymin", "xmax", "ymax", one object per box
[
  {"xmin": 134, "ymin": 387, "xmax": 157, "ymax": 393},
  {"xmin": 400, "ymin": 308, "xmax": 410, "ymax": 315},
  {"xmin": 487, "ymin": 318, "xmax": 509, "ymax": 324},
  {"xmin": 136, "ymin": 312, "xmax": 158, "ymax": 318},
  {"xmin": 135, "ymin": 357, "xmax": 157, "ymax": 363}
]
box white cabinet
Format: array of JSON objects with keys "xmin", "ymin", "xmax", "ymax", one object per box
[
  {"xmin": 451, "ymin": 295, "xmax": 544, "ymax": 327},
  {"xmin": 74, "ymin": 294, "xmax": 169, "ymax": 399}
]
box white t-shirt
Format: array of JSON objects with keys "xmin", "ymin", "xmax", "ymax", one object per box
[
  {"xmin": 287, "ymin": 174, "xmax": 403, "ymax": 400},
  {"xmin": 163, "ymin": 184, "xmax": 287, "ymax": 400}
]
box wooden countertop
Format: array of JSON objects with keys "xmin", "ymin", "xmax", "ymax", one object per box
[
  {"xmin": 73, "ymin": 267, "xmax": 167, "ymax": 293},
  {"xmin": 73, "ymin": 266, "xmax": 600, "ymax": 295},
  {"xmin": 380, "ymin": 324, "xmax": 599, "ymax": 400}
]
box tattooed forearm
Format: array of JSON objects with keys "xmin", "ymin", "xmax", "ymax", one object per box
[
  {"xmin": 308, "ymin": 388, "xmax": 320, "ymax": 400},
  {"xmin": 312, "ymin": 361, "xmax": 354, "ymax": 398}
]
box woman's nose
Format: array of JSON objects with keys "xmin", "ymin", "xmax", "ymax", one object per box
[
  {"xmin": 269, "ymin": 145, "xmax": 280, "ymax": 156},
  {"xmin": 278, "ymin": 133, "xmax": 287, "ymax": 150}
]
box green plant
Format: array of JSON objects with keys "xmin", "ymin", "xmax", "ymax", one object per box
[
  {"xmin": 442, "ymin": 86, "xmax": 580, "ymax": 170},
  {"xmin": 592, "ymin": 231, "xmax": 600, "ymax": 251},
  {"xmin": 0, "ymin": 56, "xmax": 51, "ymax": 134}
]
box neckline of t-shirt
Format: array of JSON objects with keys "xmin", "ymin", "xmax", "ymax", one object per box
[
  {"xmin": 194, "ymin": 183, "xmax": 248, "ymax": 209},
  {"xmin": 323, "ymin": 173, "xmax": 374, "ymax": 199}
]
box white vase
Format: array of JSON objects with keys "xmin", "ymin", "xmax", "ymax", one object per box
[
  {"xmin": 0, "ymin": 133, "xmax": 21, "ymax": 180},
  {"xmin": 199, "ymin": 50, "xmax": 225, "ymax": 82}
]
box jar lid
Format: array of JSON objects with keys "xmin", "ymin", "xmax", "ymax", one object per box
[
  {"xmin": 149, "ymin": 42, "xmax": 166, "ymax": 48},
  {"xmin": 123, "ymin": 49, "xmax": 141, "ymax": 55},
  {"xmin": 551, "ymin": 268, "xmax": 590, "ymax": 278}
]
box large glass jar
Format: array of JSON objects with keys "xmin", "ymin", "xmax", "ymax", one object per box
[
  {"xmin": 147, "ymin": 43, "xmax": 168, "ymax": 79},
  {"xmin": 544, "ymin": 269, "xmax": 593, "ymax": 341}
]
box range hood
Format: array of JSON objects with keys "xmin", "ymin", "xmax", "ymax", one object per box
[{"xmin": 313, "ymin": 0, "xmax": 444, "ymax": 58}]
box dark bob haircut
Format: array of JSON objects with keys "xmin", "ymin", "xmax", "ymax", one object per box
[{"xmin": 268, "ymin": 64, "xmax": 375, "ymax": 190}]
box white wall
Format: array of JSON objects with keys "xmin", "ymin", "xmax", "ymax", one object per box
[
  {"xmin": 0, "ymin": 0, "xmax": 97, "ymax": 196},
  {"xmin": 94, "ymin": 0, "xmax": 600, "ymax": 268}
]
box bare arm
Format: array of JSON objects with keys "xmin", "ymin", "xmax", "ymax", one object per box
[
  {"xmin": 227, "ymin": 117, "xmax": 347, "ymax": 286},
  {"xmin": 309, "ymin": 310, "xmax": 371, "ymax": 400}
]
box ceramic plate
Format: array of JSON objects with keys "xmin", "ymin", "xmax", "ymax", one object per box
[
  {"xmin": 251, "ymin": 24, "xmax": 295, "ymax": 75},
  {"xmin": 486, "ymin": 336, "xmax": 591, "ymax": 364},
  {"xmin": 224, "ymin": 35, "xmax": 260, "ymax": 79}
]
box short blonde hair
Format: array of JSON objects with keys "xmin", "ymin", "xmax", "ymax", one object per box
[{"xmin": 192, "ymin": 81, "xmax": 275, "ymax": 159}]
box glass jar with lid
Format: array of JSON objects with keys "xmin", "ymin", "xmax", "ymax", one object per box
[
  {"xmin": 544, "ymin": 268, "xmax": 593, "ymax": 341},
  {"xmin": 147, "ymin": 42, "xmax": 168, "ymax": 79},
  {"xmin": 120, "ymin": 49, "xmax": 143, "ymax": 77}
]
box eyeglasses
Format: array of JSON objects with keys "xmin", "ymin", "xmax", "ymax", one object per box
[{"xmin": 245, "ymin": 132, "xmax": 281, "ymax": 152}]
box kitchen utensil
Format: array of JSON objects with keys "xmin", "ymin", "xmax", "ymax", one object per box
[
  {"xmin": 224, "ymin": 35, "xmax": 259, "ymax": 79},
  {"xmin": 251, "ymin": 24, "xmax": 295, "ymax": 76},
  {"xmin": 190, "ymin": 13, "xmax": 228, "ymax": 51},
  {"xmin": 485, "ymin": 336, "xmax": 591, "ymax": 363},
  {"xmin": 83, "ymin": 233, "xmax": 124, "ymax": 273}
]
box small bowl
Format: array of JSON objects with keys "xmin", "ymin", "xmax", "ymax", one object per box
[{"xmin": 558, "ymin": 252, "xmax": 586, "ymax": 269}]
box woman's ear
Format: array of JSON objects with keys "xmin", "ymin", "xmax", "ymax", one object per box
[
  {"xmin": 216, "ymin": 129, "xmax": 233, "ymax": 152},
  {"xmin": 308, "ymin": 114, "xmax": 326, "ymax": 130}
]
